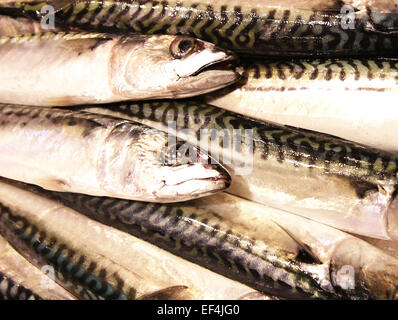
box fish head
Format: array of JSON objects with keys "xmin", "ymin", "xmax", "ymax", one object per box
[
  {"xmin": 152, "ymin": 138, "xmax": 231, "ymax": 202},
  {"xmin": 111, "ymin": 35, "xmax": 241, "ymax": 100},
  {"xmin": 103, "ymin": 124, "xmax": 231, "ymax": 202}
]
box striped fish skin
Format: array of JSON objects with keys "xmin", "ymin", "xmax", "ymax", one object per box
[
  {"xmin": 30, "ymin": 188, "xmax": 340, "ymax": 300},
  {"xmin": 35, "ymin": 185, "xmax": 398, "ymax": 300},
  {"xmin": 0, "ymin": 104, "xmax": 230, "ymax": 202},
  {"xmin": 205, "ymin": 57, "xmax": 398, "ymax": 153},
  {"xmin": 2, "ymin": 0, "xmax": 398, "ymax": 56},
  {"xmin": 190, "ymin": 193, "xmax": 398, "ymax": 300},
  {"xmin": 0, "ymin": 179, "xmax": 270, "ymax": 301},
  {"xmin": 0, "ymin": 272, "xmax": 41, "ymax": 300},
  {"xmin": 0, "ymin": 233, "xmax": 78, "ymax": 300},
  {"xmin": 0, "ymin": 31, "xmax": 238, "ymax": 106},
  {"xmin": 0, "ymin": 180, "xmax": 202, "ymax": 300},
  {"xmin": 79, "ymin": 101, "xmax": 398, "ymax": 240}
]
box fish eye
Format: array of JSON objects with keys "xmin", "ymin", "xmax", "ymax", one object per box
[{"xmin": 170, "ymin": 37, "xmax": 198, "ymax": 59}]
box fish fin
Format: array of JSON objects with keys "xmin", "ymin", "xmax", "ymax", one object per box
[
  {"xmin": 138, "ymin": 286, "xmax": 191, "ymax": 300},
  {"xmin": 31, "ymin": 177, "xmax": 71, "ymax": 192},
  {"xmin": 271, "ymin": 220, "xmax": 322, "ymax": 265}
]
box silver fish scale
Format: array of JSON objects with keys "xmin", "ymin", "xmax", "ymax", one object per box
[
  {"xmin": 5, "ymin": 0, "xmax": 398, "ymax": 56},
  {"xmin": 33, "ymin": 189, "xmax": 337, "ymax": 300},
  {"xmin": 0, "ymin": 200, "xmax": 131, "ymax": 300},
  {"xmin": 84, "ymin": 101, "xmax": 398, "ymax": 183}
]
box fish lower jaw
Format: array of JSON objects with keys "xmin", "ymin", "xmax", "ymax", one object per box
[
  {"xmin": 151, "ymin": 178, "xmax": 230, "ymax": 203},
  {"xmin": 172, "ymin": 70, "xmax": 241, "ymax": 99}
]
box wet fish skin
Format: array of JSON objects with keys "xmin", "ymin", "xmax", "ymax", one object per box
[
  {"xmin": 0, "ymin": 181, "xmax": 199, "ymax": 300},
  {"xmin": 0, "ymin": 104, "xmax": 230, "ymax": 202},
  {"xmin": 79, "ymin": 101, "xmax": 398, "ymax": 240},
  {"xmin": 0, "ymin": 31, "xmax": 239, "ymax": 106},
  {"xmin": 205, "ymin": 57, "xmax": 398, "ymax": 153},
  {"xmin": 0, "ymin": 233, "xmax": 78, "ymax": 300},
  {"xmin": 0, "ymin": 179, "xmax": 268, "ymax": 300},
  {"xmin": 31, "ymin": 184, "xmax": 398, "ymax": 299},
  {"xmin": 190, "ymin": 193, "xmax": 398, "ymax": 300},
  {"xmin": 2, "ymin": 0, "xmax": 398, "ymax": 56},
  {"xmin": 29, "ymin": 186, "xmax": 337, "ymax": 300},
  {"xmin": 0, "ymin": 272, "xmax": 41, "ymax": 300},
  {"xmin": 0, "ymin": 198, "xmax": 128, "ymax": 300}
]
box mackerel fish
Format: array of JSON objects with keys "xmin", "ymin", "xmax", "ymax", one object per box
[
  {"xmin": 2, "ymin": 0, "xmax": 398, "ymax": 56},
  {"xmin": 79, "ymin": 101, "xmax": 398, "ymax": 240},
  {"xmin": 25, "ymin": 184, "xmax": 398, "ymax": 299},
  {"xmin": 0, "ymin": 31, "xmax": 239, "ymax": 106},
  {"xmin": 0, "ymin": 179, "xmax": 271, "ymax": 300}
]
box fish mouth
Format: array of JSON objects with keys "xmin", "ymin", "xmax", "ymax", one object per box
[
  {"xmin": 174, "ymin": 173, "xmax": 231, "ymax": 193},
  {"xmin": 190, "ymin": 53, "xmax": 240, "ymax": 77},
  {"xmin": 172, "ymin": 57, "xmax": 242, "ymax": 98},
  {"xmin": 155, "ymin": 164, "xmax": 231, "ymax": 202},
  {"xmin": 167, "ymin": 163, "xmax": 231, "ymax": 190}
]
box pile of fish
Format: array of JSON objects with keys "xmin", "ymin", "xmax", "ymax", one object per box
[{"xmin": 0, "ymin": 0, "xmax": 398, "ymax": 300}]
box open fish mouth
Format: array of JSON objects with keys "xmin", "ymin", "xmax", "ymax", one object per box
[
  {"xmin": 173, "ymin": 55, "xmax": 243, "ymax": 97},
  {"xmin": 190, "ymin": 54, "xmax": 240, "ymax": 77},
  {"xmin": 155, "ymin": 163, "xmax": 231, "ymax": 202}
]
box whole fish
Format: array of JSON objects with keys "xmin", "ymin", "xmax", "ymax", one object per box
[
  {"xmin": 0, "ymin": 14, "xmax": 55, "ymax": 36},
  {"xmin": 0, "ymin": 104, "xmax": 230, "ymax": 202},
  {"xmin": 28, "ymin": 185, "xmax": 398, "ymax": 299},
  {"xmin": 0, "ymin": 179, "xmax": 270, "ymax": 300},
  {"xmin": 205, "ymin": 58, "xmax": 398, "ymax": 153},
  {"xmin": 79, "ymin": 101, "xmax": 398, "ymax": 240},
  {"xmin": 1, "ymin": 0, "xmax": 398, "ymax": 56},
  {"xmin": 0, "ymin": 233, "xmax": 77, "ymax": 300},
  {"xmin": 0, "ymin": 31, "xmax": 238, "ymax": 106}
]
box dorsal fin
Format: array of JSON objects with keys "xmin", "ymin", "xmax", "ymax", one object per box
[
  {"xmin": 272, "ymin": 219, "xmax": 322, "ymax": 265},
  {"xmin": 138, "ymin": 286, "xmax": 191, "ymax": 300}
]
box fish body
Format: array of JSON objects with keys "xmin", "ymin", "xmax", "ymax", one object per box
[
  {"xmin": 28, "ymin": 186, "xmax": 334, "ymax": 299},
  {"xmin": 29, "ymin": 185, "xmax": 398, "ymax": 299},
  {"xmin": 80, "ymin": 101, "xmax": 398, "ymax": 240},
  {"xmin": 0, "ymin": 181, "xmax": 189, "ymax": 299},
  {"xmin": 206, "ymin": 58, "xmax": 398, "ymax": 153},
  {"xmin": 0, "ymin": 179, "xmax": 269, "ymax": 300},
  {"xmin": 0, "ymin": 31, "xmax": 238, "ymax": 106},
  {"xmin": 0, "ymin": 234, "xmax": 77, "ymax": 300},
  {"xmin": 1, "ymin": 0, "xmax": 398, "ymax": 56},
  {"xmin": 190, "ymin": 193, "xmax": 398, "ymax": 300},
  {"xmin": 0, "ymin": 104, "xmax": 230, "ymax": 202}
]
